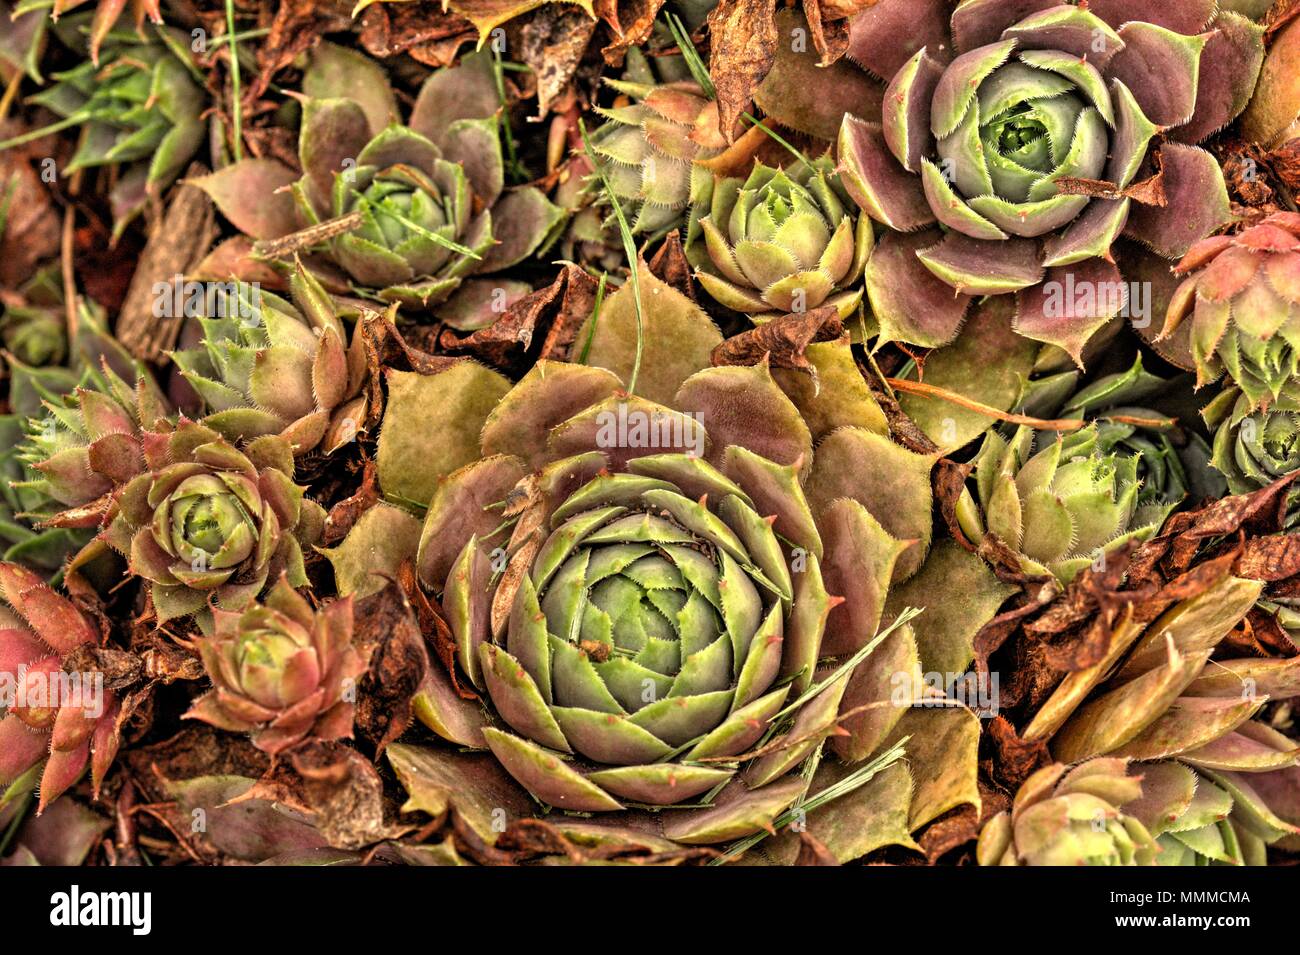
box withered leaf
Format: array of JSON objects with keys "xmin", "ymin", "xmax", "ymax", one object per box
[
  {"xmin": 1167, "ymin": 472, "xmax": 1299, "ymax": 571},
  {"xmin": 275, "ymin": 742, "xmax": 409, "ymax": 850},
  {"xmin": 596, "ymin": 0, "xmax": 666, "ymax": 64},
  {"xmin": 323, "ymin": 457, "xmax": 381, "ymax": 545},
  {"xmin": 1055, "ymin": 151, "xmax": 1166, "ymax": 206},
  {"xmin": 646, "ymin": 231, "xmax": 695, "ymax": 298},
  {"xmin": 1236, "ymin": 532, "xmax": 1300, "ymax": 582},
  {"xmin": 932, "ymin": 458, "xmax": 974, "ymax": 546},
  {"xmin": 0, "ymin": 120, "xmax": 61, "ymax": 288},
  {"xmin": 984, "ymin": 715, "xmax": 1052, "ymax": 791},
  {"xmin": 710, "ymin": 305, "xmax": 842, "ymax": 386},
  {"xmin": 973, "ymin": 583, "xmax": 1057, "ymax": 679},
  {"xmin": 521, "ymin": 5, "xmax": 599, "ymax": 117},
  {"xmin": 399, "ymin": 559, "xmax": 478, "ymax": 701},
  {"xmin": 251, "ymin": 0, "xmax": 355, "ymax": 102},
  {"xmin": 794, "ymin": 829, "xmax": 841, "ymax": 865},
  {"xmin": 800, "ymin": 0, "xmax": 850, "ymax": 65},
  {"xmin": 915, "ymin": 803, "xmax": 979, "ymax": 863},
  {"xmin": 706, "ymin": 0, "xmax": 778, "ymax": 143},
  {"xmin": 356, "ymin": 2, "xmax": 476, "ymax": 67},
  {"xmin": 440, "ymin": 262, "xmax": 598, "ymax": 366},
  {"xmin": 352, "ymin": 582, "xmax": 430, "ymax": 754}
]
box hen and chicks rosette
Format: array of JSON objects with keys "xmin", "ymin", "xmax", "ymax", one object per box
[{"xmin": 324, "ymin": 269, "xmax": 985, "ymax": 858}]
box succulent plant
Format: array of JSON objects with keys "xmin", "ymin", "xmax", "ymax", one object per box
[
  {"xmin": 582, "ymin": 48, "xmax": 722, "ymax": 239},
  {"xmin": 1026, "ymin": 353, "xmax": 1224, "ymax": 505},
  {"xmin": 0, "ymin": 561, "xmax": 120, "ymax": 812},
  {"xmin": 0, "ymin": 267, "xmax": 67, "ymax": 368},
  {"xmin": 323, "ymin": 267, "xmax": 983, "ymax": 853},
  {"xmin": 0, "ymin": 416, "xmax": 91, "ymax": 577},
  {"xmin": 1160, "ymin": 212, "xmax": 1300, "ymax": 411},
  {"xmin": 185, "ymin": 576, "xmax": 366, "ymax": 755},
  {"xmin": 194, "ymin": 43, "xmax": 564, "ymax": 315},
  {"xmin": 0, "ymin": 18, "xmax": 205, "ymax": 239},
  {"xmin": 687, "ymin": 156, "xmax": 871, "ymax": 321},
  {"xmin": 170, "ymin": 263, "xmax": 372, "ymax": 457},
  {"xmin": 956, "ymin": 422, "xmax": 1176, "ymax": 582},
  {"xmin": 977, "ymin": 757, "xmax": 1158, "ymax": 865},
  {"xmin": 103, "ymin": 420, "xmax": 325, "ymax": 624},
  {"xmin": 1017, "ymin": 573, "xmax": 1300, "ymax": 863},
  {"xmin": 1125, "ymin": 761, "xmax": 1269, "ymax": 866},
  {"xmin": 16, "ymin": 356, "xmax": 170, "ymax": 530},
  {"xmin": 1202, "ymin": 382, "xmax": 1300, "ymax": 497},
  {"xmin": 828, "ymin": 0, "xmax": 1255, "ymax": 355}
]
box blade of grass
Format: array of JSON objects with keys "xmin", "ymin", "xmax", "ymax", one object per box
[
  {"xmin": 711, "ymin": 737, "xmax": 911, "ymax": 863},
  {"xmin": 225, "ymin": 0, "xmax": 243, "ymax": 161},
  {"xmin": 577, "ymin": 271, "xmax": 608, "ymax": 365},
  {"xmin": 773, "ymin": 605, "xmax": 924, "ymax": 722},
  {"xmin": 0, "ymin": 113, "xmax": 91, "ymax": 151},
  {"xmin": 351, "ymin": 191, "xmax": 483, "ymax": 259},
  {"xmin": 491, "ymin": 46, "xmax": 526, "ymax": 183},
  {"xmin": 579, "ymin": 118, "xmax": 644, "ymax": 394},
  {"xmin": 743, "ymin": 113, "xmax": 814, "ymax": 170},
  {"xmin": 664, "ymin": 12, "xmax": 714, "ymax": 98}
]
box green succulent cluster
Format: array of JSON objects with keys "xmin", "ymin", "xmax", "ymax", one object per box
[{"xmin": 956, "ymin": 422, "xmax": 1175, "ymax": 582}]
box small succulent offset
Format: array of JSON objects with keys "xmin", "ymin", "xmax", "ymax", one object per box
[
  {"xmin": 1027, "ymin": 353, "xmax": 1223, "ymax": 505},
  {"xmin": 1202, "ymin": 383, "xmax": 1300, "ymax": 497},
  {"xmin": 17, "ymin": 357, "xmax": 170, "ymax": 529},
  {"xmin": 1160, "ymin": 212, "xmax": 1300, "ymax": 411},
  {"xmin": 104, "ymin": 420, "xmax": 325, "ymax": 624},
  {"xmin": 0, "ymin": 18, "xmax": 205, "ymax": 239},
  {"xmin": 688, "ymin": 156, "xmax": 872, "ymax": 322},
  {"xmin": 582, "ymin": 49, "xmax": 722, "ymax": 240},
  {"xmin": 833, "ymin": 0, "xmax": 1256, "ymax": 355},
  {"xmin": 195, "ymin": 44, "xmax": 564, "ymax": 314},
  {"xmin": 977, "ymin": 758, "xmax": 1158, "ymax": 866},
  {"xmin": 956, "ymin": 423, "xmax": 1175, "ymax": 582},
  {"xmin": 185, "ymin": 578, "xmax": 366, "ymax": 755},
  {"xmin": 171, "ymin": 263, "xmax": 372, "ymax": 457},
  {"xmin": 0, "ymin": 562, "xmax": 120, "ymax": 812},
  {"xmin": 0, "ymin": 416, "xmax": 89, "ymax": 574},
  {"xmin": 1125, "ymin": 762, "xmax": 1272, "ymax": 866}
]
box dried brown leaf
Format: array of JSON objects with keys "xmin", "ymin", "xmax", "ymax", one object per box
[
  {"xmin": 709, "ymin": 305, "xmax": 842, "ymax": 383},
  {"xmin": 706, "ymin": 0, "xmax": 778, "ymax": 143}
]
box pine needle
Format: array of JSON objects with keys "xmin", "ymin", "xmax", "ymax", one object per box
[
  {"xmin": 886, "ymin": 377, "xmax": 1088, "ymax": 432},
  {"xmin": 579, "ymin": 118, "xmax": 644, "ymax": 394}
]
